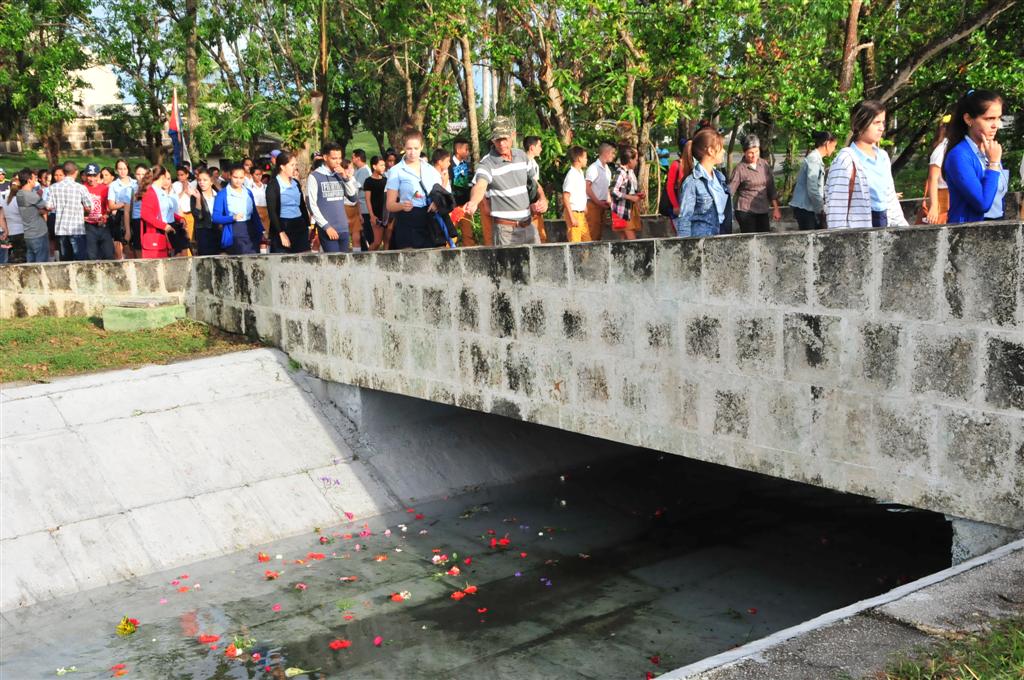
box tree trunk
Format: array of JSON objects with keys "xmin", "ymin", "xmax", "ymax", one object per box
[
  {"xmin": 459, "ymin": 36, "xmax": 481, "ymax": 163},
  {"xmin": 890, "ymin": 123, "xmax": 930, "ymax": 174},
  {"xmin": 44, "ymin": 123, "xmax": 62, "ymax": 168},
  {"xmin": 298, "ymin": 93, "xmax": 323, "ymax": 178},
  {"xmin": 839, "ymin": 0, "xmax": 863, "ymax": 93},
  {"xmin": 317, "ymin": 0, "xmax": 330, "ymax": 143},
  {"xmin": 184, "ymin": 0, "xmax": 200, "ymax": 160}
]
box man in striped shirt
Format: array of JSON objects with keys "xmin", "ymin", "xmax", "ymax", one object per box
[{"xmin": 465, "ymin": 117, "xmax": 548, "ymax": 246}]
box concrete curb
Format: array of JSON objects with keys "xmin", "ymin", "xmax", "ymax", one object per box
[{"xmin": 662, "ymin": 537, "xmax": 1024, "ymax": 678}]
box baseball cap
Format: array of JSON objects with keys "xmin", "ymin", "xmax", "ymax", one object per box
[
  {"xmin": 490, "ymin": 116, "xmax": 515, "ymax": 141},
  {"xmin": 269, "ymin": 149, "xmax": 281, "ymax": 159},
  {"xmin": 83, "ymin": 163, "xmax": 100, "ymax": 175},
  {"xmin": 0, "ymin": 167, "xmax": 6, "ymax": 175}
]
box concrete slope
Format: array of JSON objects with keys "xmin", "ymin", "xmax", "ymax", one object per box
[{"xmin": 0, "ymin": 349, "xmax": 606, "ymax": 611}]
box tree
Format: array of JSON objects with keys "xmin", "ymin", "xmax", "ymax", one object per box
[{"xmin": 0, "ymin": 0, "xmax": 89, "ymax": 165}]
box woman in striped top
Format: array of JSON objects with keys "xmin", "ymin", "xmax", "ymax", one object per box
[{"xmin": 824, "ymin": 100, "xmax": 908, "ymax": 229}]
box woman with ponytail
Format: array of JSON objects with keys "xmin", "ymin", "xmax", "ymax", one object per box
[
  {"xmin": 942, "ymin": 89, "xmax": 1004, "ymax": 223},
  {"xmin": 674, "ymin": 128, "xmax": 732, "ymax": 237}
]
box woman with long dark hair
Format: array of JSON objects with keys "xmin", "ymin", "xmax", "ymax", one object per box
[
  {"xmin": 942, "ymin": 89, "xmax": 1004, "ymax": 223},
  {"xmin": 212, "ymin": 163, "xmax": 263, "ymax": 255},
  {"xmin": 265, "ymin": 150, "xmax": 311, "ymax": 252},
  {"xmin": 824, "ymin": 100, "xmax": 907, "ymax": 229},
  {"xmin": 789, "ymin": 131, "xmax": 837, "ymax": 230},
  {"xmin": 138, "ymin": 166, "xmax": 178, "ymax": 259},
  {"xmin": 191, "ymin": 168, "xmax": 220, "ymax": 256}
]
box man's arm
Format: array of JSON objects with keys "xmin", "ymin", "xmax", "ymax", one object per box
[
  {"xmin": 464, "ymin": 178, "xmax": 489, "ymax": 215},
  {"xmin": 305, "ymin": 173, "xmax": 329, "ymax": 227}
]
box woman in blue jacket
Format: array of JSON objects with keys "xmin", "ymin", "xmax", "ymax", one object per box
[
  {"xmin": 943, "ymin": 89, "xmax": 1004, "ymax": 223},
  {"xmin": 212, "ymin": 163, "xmax": 264, "ymax": 255},
  {"xmin": 674, "ymin": 127, "xmax": 732, "ymax": 237}
]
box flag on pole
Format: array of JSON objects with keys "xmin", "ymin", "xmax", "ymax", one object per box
[{"xmin": 168, "ymin": 88, "xmax": 192, "ymax": 168}]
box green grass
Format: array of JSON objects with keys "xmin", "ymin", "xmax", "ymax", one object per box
[
  {"xmin": 879, "ymin": 617, "xmax": 1024, "ymax": 680},
  {"xmin": 0, "ymin": 316, "xmax": 259, "ymax": 383},
  {"xmin": 0, "ymin": 150, "xmax": 149, "ymax": 173}
]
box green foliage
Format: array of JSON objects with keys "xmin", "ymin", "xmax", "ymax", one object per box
[{"xmin": 882, "ymin": 617, "xmax": 1024, "ymax": 680}]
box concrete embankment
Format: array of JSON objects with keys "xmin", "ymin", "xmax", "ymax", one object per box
[{"xmin": 0, "ymin": 348, "xmax": 608, "ymax": 611}]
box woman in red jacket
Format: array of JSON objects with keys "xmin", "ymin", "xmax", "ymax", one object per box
[{"xmin": 139, "ymin": 166, "xmax": 179, "ymax": 259}]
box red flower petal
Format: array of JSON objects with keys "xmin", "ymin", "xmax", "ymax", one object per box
[
  {"xmin": 344, "ymin": 511, "xmax": 355, "ymax": 520},
  {"xmin": 307, "ymin": 552, "xmax": 325, "ymax": 560},
  {"xmin": 464, "ymin": 557, "xmax": 472, "ymax": 565},
  {"xmin": 415, "ymin": 513, "xmax": 425, "ymax": 520},
  {"xmin": 329, "ymin": 638, "xmax": 352, "ymax": 650},
  {"xmin": 450, "ymin": 591, "xmax": 466, "ymax": 600},
  {"xmin": 650, "ymin": 654, "xmax": 661, "ymax": 665},
  {"xmin": 343, "ymin": 614, "xmax": 355, "ymax": 620},
  {"xmin": 198, "ymin": 634, "xmax": 220, "ymax": 644},
  {"xmin": 477, "ymin": 607, "xmax": 488, "ymax": 614},
  {"xmin": 390, "ymin": 593, "xmax": 403, "ymax": 602},
  {"xmin": 747, "ymin": 607, "xmax": 758, "ymax": 615},
  {"xmin": 373, "ymin": 635, "xmax": 383, "ymax": 647},
  {"xmin": 520, "ymin": 552, "xmax": 528, "ymax": 558},
  {"xmin": 111, "ymin": 664, "xmax": 127, "ymax": 671},
  {"xmin": 257, "ymin": 552, "xmax": 271, "ymax": 563},
  {"xmin": 463, "ymin": 585, "xmax": 478, "ymax": 595}
]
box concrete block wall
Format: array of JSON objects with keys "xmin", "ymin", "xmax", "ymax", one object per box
[
  {"xmin": 190, "ymin": 221, "xmax": 1024, "ymax": 530},
  {"xmin": 0, "ymin": 258, "xmax": 190, "ymax": 318}
]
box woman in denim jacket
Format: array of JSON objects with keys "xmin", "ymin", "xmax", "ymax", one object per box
[{"xmin": 675, "ymin": 127, "xmax": 733, "ymax": 237}]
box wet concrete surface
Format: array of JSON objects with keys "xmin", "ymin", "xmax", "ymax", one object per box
[{"xmin": 0, "ymin": 451, "xmax": 951, "ymax": 679}]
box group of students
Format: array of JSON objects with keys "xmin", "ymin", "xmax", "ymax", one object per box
[
  {"xmin": 0, "ymin": 88, "xmax": 1016, "ymax": 264},
  {"xmin": 657, "ymin": 89, "xmax": 1014, "ymax": 238}
]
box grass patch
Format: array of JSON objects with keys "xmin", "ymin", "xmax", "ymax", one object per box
[
  {"xmin": 0, "ymin": 316, "xmax": 260, "ymax": 383},
  {"xmin": 878, "ymin": 617, "xmax": 1024, "ymax": 680}
]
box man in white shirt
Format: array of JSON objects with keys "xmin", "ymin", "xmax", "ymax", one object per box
[
  {"xmin": 585, "ymin": 142, "xmax": 616, "ymax": 241},
  {"xmin": 562, "ymin": 146, "xmax": 589, "ymax": 242}
]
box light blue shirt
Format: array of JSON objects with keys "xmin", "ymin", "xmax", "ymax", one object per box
[
  {"xmin": 155, "ymin": 186, "xmax": 177, "ymax": 223},
  {"xmin": 225, "ymin": 186, "xmax": 251, "ymax": 221},
  {"xmin": 109, "ymin": 178, "xmax": 136, "ymax": 209},
  {"xmin": 984, "ymin": 169, "xmax": 1009, "ymax": 219},
  {"xmin": 384, "ymin": 159, "xmax": 443, "ymax": 209},
  {"xmin": 278, "ymin": 176, "xmax": 302, "ymax": 219},
  {"xmin": 696, "ymin": 162, "xmax": 728, "ymax": 223},
  {"xmin": 849, "ymin": 143, "xmax": 892, "ymax": 212}
]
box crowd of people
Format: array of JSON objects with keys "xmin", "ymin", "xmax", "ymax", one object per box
[{"xmin": 0, "ymin": 89, "xmax": 1018, "ymax": 265}]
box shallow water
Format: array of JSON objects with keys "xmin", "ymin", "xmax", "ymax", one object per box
[{"xmin": 1, "ymin": 451, "xmax": 950, "ymax": 679}]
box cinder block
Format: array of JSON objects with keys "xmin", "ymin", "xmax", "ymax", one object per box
[
  {"xmin": 42, "ymin": 263, "xmax": 72, "ymax": 292},
  {"xmin": 714, "ymin": 389, "xmax": 749, "ymax": 438},
  {"xmin": 458, "ymin": 287, "xmax": 479, "ymax": 331},
  {"xmin": 491, "ymin": 290, "xmax": 517, "ymax": 338},
  {"xmin": 685, "ymin": 315, "xmax": 721, "ymax": 360},
  {"xmin": 520, "ymin": 298, "xmax": 546, "ymax": 336},
  {"xmin": 704, "ymin": 237, "xmax": 750, "ymax": 301},
  {"xmin": 575, "ymin": 362, "xmax": 610, "ymax": 402},
  {"xmin": 569, "ymin": 242, "xmax": 610, "ymax": 286},
  {"xmin": 783, "ymin": 313, "xmax": 842, "ymax": 382},
  {"xmin": 464, "ymin": 247, "xmax": 529, "ymax": 285},
  {"xmin": 97, "ymin": 261, "xmax": 131, "ymax": 294},
  {"xmin": 532, "ymin": 244, "xmax": 569, "ymax": 285},
  {"xmin": 610, "ymin": 240, "xmax": 655, "ymax": 284},
  {"xmin": 858, "ymin": 322, "xmax": 903, "ymax": 389},
  {"xmin": 945, "ymin": 223, "xmax": 1019, "ymax": 326},
  {"xmin": 562, "ymin": 307, "xmax": 587, "ymax": 341},
  {"xmin": 755, "ymin": 234, "xmax": 808, "ymax": 307},
  {"xmin": 503, "ymin": 343, "xmax": 536, "ymax": 397},
  {"xmin": 306, "ymin": 320, "xmax": 327, "ymax": 354},
  {"xmin": 879, "ymin": 229, "xmax": 939, "ymax": 319},
  {"xmin": 655, "ymin": 239, "xmax": 702, "ymax": 301},
  {"xmin": 984, "ymin": 335, "xmax": 1024, "ymax": 410},
  {"xmin": 422, "ymin": 287, "xmax": 452, "ymax": 329},
  {"xmin": 873, "ymin": 399, "xmax": 935, "ymax": 471},
  {"xmin": 813, "ymin": 230, "xmax": 872, "ymax": 310},
  {"xmin": 911, "ymin": 329, "xmax": 976, "ymax": 400},
  {"xmin": 937, "ymin": 408, "xmax": 1016, "ymax": 485},
  {"xmin": 735, "ymin": 316, "xmax": 778, "ymax": 374}
]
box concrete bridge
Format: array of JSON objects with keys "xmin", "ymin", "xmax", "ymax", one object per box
[{"xmin": 3, "ymin": 220, "xmax": 1023, "ymax": 531}]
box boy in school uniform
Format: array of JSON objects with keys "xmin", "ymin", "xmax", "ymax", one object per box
[{"xmin": 562, "ymin": 146, "xmax": 590, "ymax": 242}]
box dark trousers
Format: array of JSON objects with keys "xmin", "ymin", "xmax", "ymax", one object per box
[
  {"xmin": 735, "ymin": 210, "xmax": 771, "ymax": 233},
  {"xmin": 793, "ymin": 207, "xmax": 822, "ymax": 231},
  {"xmin": 871, "ymin": 210, "xmax": 888, "ymax": 228},
  {"xmin": 360, "ymin": 213, "xmax": 372, "ymax": 250},
  {"xmin": 317, "ymin": 225, "xmax": 350, "ymax": 253},
  {"xmin": 271, "ymin": 216, "xmax": 310, "ymax": 253},
  {"xmin": 59, "ymin": 234, "xmax": 89, "ymax": 261},
  {"xmin": 85, "ymin": 223, "xmax": 115, "ymax": 260},
  {"xmin": 225, "ymin": 221, "xmax": 256, "ymax": 255},
  {"xmin": 394, "ymin": 207, "xmax": 433, "ymax": 249},
  {"xmin": 196, "ymin": 228, "xmax": 221, "ymax": 256}
]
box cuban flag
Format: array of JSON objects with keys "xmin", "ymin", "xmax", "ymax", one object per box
[{"xmin": 167, "ymin": 88, "xmax": 191, "ymax": 168}]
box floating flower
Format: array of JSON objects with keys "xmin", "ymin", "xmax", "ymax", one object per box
[
  {"xmin": 225, "ymin": 643, "xmax": 240, "ymax": 658},
  {"xmin": 179, "ymin": 574, "xmax": 189, "ymax": 579},
  {"xmin": 384, "ymin": 529, "xmax": 392, "ymax": 537},
  {"xmin": 398, "ymin": 524, "xmax": 408, "ymax": 532},
  {"xmin": 343, "ymin": 614, "xmax": 355, "ymax": 620},
  {"xmin": 359, "ymin": 529, "xmax": 372, "ymax": 538},
  {"xmin": 308, "ymin": 552, "xmax": 325, "ymax": 560},
  {"xmin": 198, "ymin": 634, "xmax": 220, "ymax": 644},
  {"xmin": 446, "ymin": 566, "xmax": 461, "ymax": 576},
  {"xmin": 450, "ymin": 591, "xmax": 466, "ymax": 601},
  {"xmin": 339, "ymin": 576, "xmax": 358, "ymax": 582},
  {"xmin": 390, "ymin": 593, "xmax": 403, "ymax": 602},
  {"xmin": 111, "ymin": 664, "xmax": 126, "ymax": 672},
  {"xmin": 747, "ymin": 608, "xmax": 758, "ymax": 615},
  {"xmin": 477, "ymin": 608, "xmax": 488, "ymax": 614},
  {"xmin": 329, "ymin": 639, "xmax": 352, "ymax": 651},
  {"xmin": 295, "ymin": 583, "xmax": 308, "ymax": 591},
  {"xmin": 115, "ymin": 617, "xmax": 138, "ymax": 637},
  {"xmin": 464, "ymin": 557, "xmax": 472, "ymax": 565},
  {"xmin": 55, "ymin": 666, "xmax": 78, "ymax": 676},
  {"xmin": 344, "ymin": 511, "xmax": 355, "ymax": 520},
  {"xmin": 415, "ymin": 513, "xmax": 425, "ymax": 520},
  {"xmin": 264, "ymin": 570, "xmax": 280, "ymax": 580},
  {"xmin": 373, "ymin": 554, "xmax": 388, "ymax": 562},
  {"xmin": 271, "ymin": 603, "xmax": 282, "ymax": 612},
  {"xmin": 158, "ymin": 598, "xmax": 167, "ymax": 605},
  {"xmin": 177, "ymin": 586, "xmax": 190, "ymax": 593},
  {"xmin": 463, "ymin": 585, "xmax": 478, "ymax": 595},
  {"xmin": 251, "ymin": 652, "xmax": 261, "ymax": 662},
  {"xmin": 319, "ymin": 536, "xmax": 331, "ymax": 545},
  {"xmin": 373, "ymin": 635, "xmax": 383, "ymax": 647},
  {"xmin": 520, "ymin": 552, "xmax": 528, "ymax": 558}
]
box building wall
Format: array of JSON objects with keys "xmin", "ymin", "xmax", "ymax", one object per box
[{"xmin": 186, "ymin": 222, "xmax": 1024, "ymax": 529}]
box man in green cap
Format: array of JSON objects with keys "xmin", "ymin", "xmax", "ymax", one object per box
[{"xmin": 465, "ymin": 116, "xmax": 548, "ymax": 246}]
